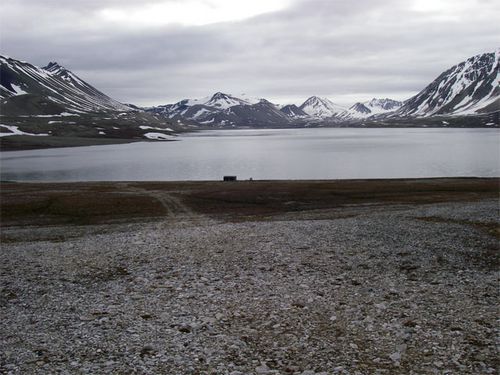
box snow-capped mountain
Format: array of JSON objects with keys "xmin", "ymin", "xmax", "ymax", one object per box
[
  {"xmin": 0, "ymin": 55, "xmax": 132, "ymax": 114},
  {"xmin": 367, "ymin": 98, "xmax": 403, "ymax": 112},
  {"xmin": 148, "ymin": 92, "xmax": 293, "ymax": 127},
  {"xmin": 395, "ymin": 50, "xmax": 499, "ymax": 117},
  {"xmin": 146, "ymin": 49, "xmax": 500, "ymax": 127},
  {"xmin": 151, "ymin": 92, "xmax": 261, "ymax": 118},
  {"xmin": 204, "ymin": 92, "xmax": 256, "ymax": 109},
  {"xmin": 340, "ymin": 98, "xmax": 403, "ymax": 119},
  {"xmin": 298, "ymin": 96, "xmax": 346, "ymax": 118}
]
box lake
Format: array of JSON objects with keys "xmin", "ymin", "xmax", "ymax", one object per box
[{"xmin": 1, "ymin": 128, "xmax": 499, "ymax": 181}]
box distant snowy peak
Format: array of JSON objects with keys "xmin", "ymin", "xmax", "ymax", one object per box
[
  {"xmin": 339, "ymin": 98, "xmax": 403, "ymax": 119},
  {"xmin": 150, "ymin": 92, "xmax": 274, "ymax": 120},
  {"xmin": 299, "ymin": 96, "xmax": 346, "ymax": 118},
  {"xmin": 204, "ymin": 92, "xmax": 252, "ymax": 109},
  {"xmin": 147, "ymin": 92, "xmax": 291, "ymax": 127},
  {"xmin": 396, "ymin": 50, "xmax": 500, "ymax": 117},
  {"xmin": 165, "ymin": 92, "xmax": 263, "ymax": 113},
  {"xmin": 367, "ymin": 98, "xmax": 403, "ymax": 111}
]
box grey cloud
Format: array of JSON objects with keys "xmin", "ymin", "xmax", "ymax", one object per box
[{"xmin": 1, "ymin": 0, "xmax": 499, "ymax": 106}]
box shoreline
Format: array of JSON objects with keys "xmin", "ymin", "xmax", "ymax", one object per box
[
  {"xmin": 0, "ymin": 136, "xmax": 143, "ymax": 152},
  {"xmin": 1, "ymin": 124, "xmax": 498, "ymax": 151}
]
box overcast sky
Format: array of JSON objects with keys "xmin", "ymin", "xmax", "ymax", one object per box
[{"xmin": 1, "ymin": 0, "xmax": 499, "ymax": 106}]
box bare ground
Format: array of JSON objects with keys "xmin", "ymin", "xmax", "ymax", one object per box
[{"xmin": 0, "ymin": 179, "xmax": 499, "ymax": 374}]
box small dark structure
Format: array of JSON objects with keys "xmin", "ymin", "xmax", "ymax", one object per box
[{"xmin": 223, "ymin": 176, "xmax": 237, "ymax": 181}]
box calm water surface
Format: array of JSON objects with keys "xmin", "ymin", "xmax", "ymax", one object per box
[{"xmin": 1, "ymin": 128, "xmax": 499, "ymax": 181}]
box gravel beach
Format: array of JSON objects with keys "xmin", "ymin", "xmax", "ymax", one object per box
[{"xmin": 1, "ymin": 181, "xmax": 499, "ymax": 374}]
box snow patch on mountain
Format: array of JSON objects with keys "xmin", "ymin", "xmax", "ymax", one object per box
[
  {"xmin": 139, "ymin": 125, "xmax": 174, "ymax": 131},
  {"xmin": 0, "ymin": 124, "xmax": 49, "ymax": 137},
  {"xmin": 10, "ymin": 84, "xmax": 28, "ymax": 96},
  {"xmin": 143, "ymin": 132, "xmax": 176, "ymax": 140}
]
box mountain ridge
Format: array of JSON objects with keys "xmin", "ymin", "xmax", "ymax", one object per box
[
  {"xmin": 0, "ymin": 56, "xmax": 132, "ymax": 114},
  {"xmin": 146, "ymin": 50, "xmax": 499, "ymax": 125},
  {"xmin": 339, "ymin": 98, "xmax": 403, "ymax": 120},
  {"xmin": 1, "ymin": 50, "xmax": 498, "ymax": 146}
]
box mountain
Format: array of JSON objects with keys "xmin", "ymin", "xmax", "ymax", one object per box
[
  {"xmin": 225, "ymin": 99, "xmax": 292, "ymax": 127},
  {"xmin": 340, "ymin": 98, "xmax": 403, "ymax": 119},
  {"xmin": 280, "ymin": 104, "xmax": 308, "ymax": 118},
  {"xmin": 0, "ymin": 56, "xmax": 132, "ymax": 115},
  {"xmin": 298, "ymin": 96, "xmax": 346, "ymax": 118},
  {"xmin": 148, "ymin": 50, "xmax": 500, "ymax": 127},
  {"xmin": 204, "ymin": 92, "xmax": 256, "ymax": 109},
  {"xmin": 395, "ymin": 50, "xmax": 499, "ymax": 117},
  {"xmin": 148, "ymin": 92, "xmax": 252, "ymax": 120},
  {"xmin": 0, "ymin": 55, "xmax": 179, "ymax": 150},
  {"xmin": 148, "ymin": 93, "xmax": 293, "ymax": 127}
]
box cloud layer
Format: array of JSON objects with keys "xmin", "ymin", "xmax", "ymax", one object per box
[{"xmin": 1, "ymin": 0, "xmax": 499, "ymax": 106}]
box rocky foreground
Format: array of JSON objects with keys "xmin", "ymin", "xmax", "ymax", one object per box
[{"xmin": 0, "ymin": 181, "xmax": 499, "ymax": 374}]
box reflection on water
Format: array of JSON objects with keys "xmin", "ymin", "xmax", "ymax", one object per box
[{"xmin": 1, "ymin": 128, "xmax": 499, "ymax": 181}]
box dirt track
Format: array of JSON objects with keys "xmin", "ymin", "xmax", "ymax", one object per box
[{"xmin": 1, "ymin": 178, "xmax": 498, "ymax": 229}]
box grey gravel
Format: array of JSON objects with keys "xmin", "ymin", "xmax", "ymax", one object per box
[{"xmin": 1, "ymin": 199, "xmax": 498, "ymax": 374}]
